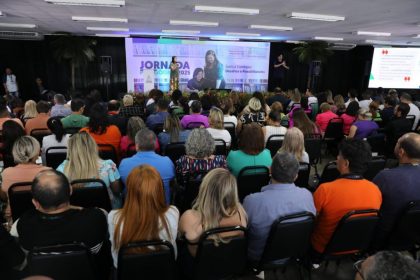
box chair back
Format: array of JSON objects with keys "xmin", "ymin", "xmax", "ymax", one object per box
[
  {"xmin": 323, "ymin": 118, "xmax": 344, "ymax": 140},
  {"xmin": 45, "ymin": 146, "xmax": 67, "ymax": 169},
  {"xmin": 305, "ymin": 134, "xmax": 322, "ymax": 165},
  {"xmin": 237, "ymin": 166, "xmax": 270, "ymax": 202},
  {"xmin": 259, "ymin": 212, "xmax": 315, "ymax": 270},
  {"xmin": 164, "ymin": 142, "xmax": 186, "ymax": 164},
  {"xmin": 363, "ymin": 156, "xmax": 386, "ymax": 181},
  {"xmin": 214, "ymin": 139, "xmax": 227, "ymax": 156},
  {"xmin": 266, "ymin": 134, "xmax": 284, "ymax": 157},
  {"xmin": 28, "ymin": 243, "xmax": 97, "ymax": 280},
  {"xmin": 406, "ymin": 115, "xmax": 415, "ymax": 128},
  {"xmin": 118, "ymin": 240, "xmax": 176, "ymax": 280},
  {"xmin": 295, "ymin": 163, "xmax": 311, "ymax": 189},
  {"xmin": 320, "ymin": 161, "xmax": 340, "ymax": 184},
  {"xmin": 366, "ymin": 134, "xmax": 386, "ymax": 156},
  {"xmin": 8, "ymin": 182, "xmax": 33, "ymax": 222},
  {"xmin": 387, "ymin": 200, "xmax": 420, "ymax": 250},
  {"xmin": 70, "ymin": 179, "xmax": 112, "ymax": 212},
  {"xmin": 224, "ymin": 122, "xmax": 236, "ymax": 148},
  {"xmin": 186, "ymin": 122, "xmax": 205, "ymax": 129},
  {"xmin": 194, "ymin": 226, "xmax": 247, "ymax": 280},
  {"xmin": 152, "ymin": 123, "xmax": 164, "ymax": 135},
  {"xmin": 65, "ymin": 127, "xmax": 82, "ymax": 135},
  {"xmin": 323, "ymin": 209, "xmax": 379, "ymax": 255},
  {"xmin": 98, "ymin": 144, "xmax": 118, "ymax": 164},
  {"xmin": 30, "ymin": 128, "xmax": 51, "ymax": 147},
  {"xmin": 179, "ymin": 171, "xmax": 207, "ymax": 211}
]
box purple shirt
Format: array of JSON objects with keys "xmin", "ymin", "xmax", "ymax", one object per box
[
  {"xmin": 180, "ymin": 114, "xmax": 209, "ymax": 129},
  {"xmin": 353, "ymin": 120, "xmax": 379, "ymax": 139}
]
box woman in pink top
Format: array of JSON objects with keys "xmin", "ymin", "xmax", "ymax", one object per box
[
  {"xmin": 315, "ymin": 103, "xmax": 338, "ymax": 133},
  {"xmin": 340, "ymin": 101, "xmax": 359, "ymax": 135}
]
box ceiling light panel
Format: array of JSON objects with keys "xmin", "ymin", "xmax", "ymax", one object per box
[
  {"xmin": 46, "ymin": 0, "xmax": 124, "ymax": 7},
  {"xmin": 194, "ymin": 5, "xmax": 259, "ymax": 15},
  {"xmin": 356, "ymin": 31, "xmax": 391, "ymax": 36},
  {"xmin": 287, "ymin": 12, "xmax": 345, "ymax": 22},
  {"xmin": 249, "ymin": 25, "xmax": 293, "ymax": 31},
  {"xmin": 87, "ymin": 27, "xmax": 129, "ymax": 31},
  {"xmin": 313, "ymin": 36, "xmax": 344, "ymax": 41},
  {"xmin": 161, "ymin": 30, "xmax": 200, "ymax": 34},
  {"xmin": 169, "ymin": 20, "xmax": 218, "ymax": 27},
  {"xmin": 72, "ymin": 16, "xmax": 128, "ymax": 23},
  {"xmin": 0, "ymin": 23, "xmax": 37, "ymax": 28}
]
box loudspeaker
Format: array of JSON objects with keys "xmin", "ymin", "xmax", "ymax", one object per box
[{"xmin": 100, "ymin": 56, "xmax": 112, "ymax": 75}]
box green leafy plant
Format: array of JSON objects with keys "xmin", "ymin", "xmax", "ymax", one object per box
[{"xmin": 51, "ymin": 32, "xmax": 96, "ymax": 89}]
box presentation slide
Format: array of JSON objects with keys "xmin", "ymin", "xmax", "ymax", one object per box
[
  {"xmin": 125, "ymin": 38, "xmax": 270, "ymax": 92},
  {"xmin": 369, "ymin": 47, "xmax": 420, "ymax": 89}
]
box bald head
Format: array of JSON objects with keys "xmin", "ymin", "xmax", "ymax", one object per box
[
  {"xmin": 32, "ymin": 170, "xmax": 71, "ymax": 211},
  {"xmin": 396, "ymin": 133, "xmax": 420, "ymax": 161}
]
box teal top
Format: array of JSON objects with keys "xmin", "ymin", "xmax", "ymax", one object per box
[{"xmin": 227, "ymin": 149, "xmax": 272, "ymax": 177}]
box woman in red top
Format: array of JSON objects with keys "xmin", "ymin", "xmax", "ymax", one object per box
[{"xmin": 340, "ymin": 101, "xmax": 359, "ymax": 135}]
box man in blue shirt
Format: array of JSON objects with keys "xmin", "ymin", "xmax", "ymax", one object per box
[
  {"xmin": 119, "ymin": 128, "xmax": 175, "ymax": 203},
  {"xmin": 146, "ymin": 99, "xmax": 169, "ymax": 129},
  {"xmin": 372, "ymin": 132, "xmax": 420, "ymax": 250},
  {"xmin": 243, "ymin": 152, "xmax": 316, "ymax": 261}
]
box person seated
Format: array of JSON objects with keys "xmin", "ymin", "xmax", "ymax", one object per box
[
  {"xmin": 369, "ymin": 100, "xmax": 382, "ymax": 122},
  {"xmin": 188, "ymin": 91, "xmax": 200, "ymax": 107},
  {"xmin": 206, "ymin": 108, "xmax": 231, "ymax": 147},
  {"xmin": 180, "ymin": 100, "xmax": 209, "ymax": 129},
  {"xmin": 187, "ymin": 68, "xmax": 208, "ymax": 91},
  {"xmin": 145, "ymin": 89, "xmax": 164, "ymax": 116},
  {"xmin": 237, "ymin": 97, "xmax": 266, "ymax": 132},
  {"xmin": 244, "ymin": 152, "xmax": 316, "ymax": 261},
  {"xmin": 311, "ymin": 139, "xmax": 382, "ymax": 255},
  {"xmin": 286, "ymin": 89, "xmax": 301, "ymax": 112},
  {"xmin": 80, "ymin": 103, "xmax": 122, "ymax": 155},
  {"xmin": 354, "ymin": 251, "xmax": 420, "ymax": 280},
  {"xmin": 267, "ymin": 87, "xmax": 290, "ymax": 109},
  {"xmin": 60, "ymin": 98, "xmax": 89, "ymax": 129},
  {"xmin": 57, "ymin": 132, "xmax": 122, "ymax": 209},
  {"xmin": 0, "ymin": 224, "xmax": 25, "ymax": 279},
  {"xmin": 348, "ymin": 108, "xmax": 379, "ymax": 140},
  {"xmin": 278, "ymin": 127, "xmax": 309, "ymax": 164},
  {"xmin": 10, "ymin": 170, "xmax": 109, "ymax": 263},
  {"xmin": 21, "ymin": 100, "xmax": 38, "ymax": 124},
  {"xmin": 119, "ymin": 128, "xmax": 174, "ymax": 203},
  {"xmin": 315, "ymin": 102, "xmax": 338, "ymax": 133},
  {"xmin": 227, "ymin": 123, "xmax": 272, "ymax": 177},
  {"xmin": 25, "ymin": 101, "xmax": 50, "ymax": 135},
  {"xmin": 340, "ymin": 101, "xmax": 359, "ymax": 135},
  {"xmin": 384, "ymin": 103, "xmax": 412, "ymax": 156},
  {"xmin": 158, "ymin": 114, "xmax": 190, "ymax": 151},
  {"xmin": 41, "ymin": 117, "xmax": 70, "ymax": 165},
  {"xmin": 108, "ymin": 165, "xmax": 179, "ymax": 268},
  {"xmin": 400, "ymin": 93, "xmax": 420, "ymax": 130},
  {"xmin": 292, "ymin": 109, "xmax": 321, "ymax": 136},
  {"xmin": 179, "ymin": 168, "xmax": 247, "ymax": 257},
  {"xmin": 305, "ymin": 88, "xmax": 318, "ymax": 106},
  {"xmin": 358, "ymin": 91, "xmax": 373, "ymax": 111},
  {"xmin": 107, "ymin": 100, "xmax": 128, "ymax": 135},
  {"xmin": 262, "ymin": 111, "xmax": 287, "ymax": 144},
  {"xmin": 288, "ymin": 96, "xmax": 312, "ymax": 127},
  {"xmin": 371, "ymin": 133, "xmax": 420, "ymax": 250},
  {"xmin": 146, "ymin": 98, "xmax": 170, "ymax": 129},
  {"xmin": 0, "ymin": 136, "xmax": 50, "ymax": 220},
  {"xmin": 333, "ymin": 94, "xmax": 346, "ymax": 115},
  {"xmin": 344, "ymin": 89, "xmax": 359, "ymax": 107},
  {"xmin": 120, "ymin": 117, "xmax": 159, "ymax": 156},
  {"xmin": 50, "ymin": 94, "xmax": 71, "ymax": 118},
  {"xmin": 118, "ymin": 94, "xmax": 145, "ymax": 119},
  {"xmin": 380, "ymin": 96, "xmax": 396, "ymax": 126},
  {"xmin": 176, "ymin": 128, "xmax": 226, "ymax": 179},
  {"xmin": 1, "ymin": 120, "xmax": 25, "ymax": 168}
]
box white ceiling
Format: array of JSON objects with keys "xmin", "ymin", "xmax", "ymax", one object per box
[{"xmin": 1, "ymin": 0, "xmax": 420, "ymax": 45}]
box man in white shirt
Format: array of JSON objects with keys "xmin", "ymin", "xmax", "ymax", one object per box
[
  {"xmin": 358, "ymin": 91, "xmax": 373, "ymax": 111},
  {"xmin": 345, "ymin": 89, "xmax": 359, "ymax": 108},
  {"xmin": 400, "ymin": 93, "xmax": 420, "ymax": 130},
  {"xmin": 3, "ymin": 68, "xmax": 19, "ymax": 99}
]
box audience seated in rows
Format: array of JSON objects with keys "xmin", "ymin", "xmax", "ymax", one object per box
[
  {"xmin": 158, "ymin": 114, "xmax": 190, "ymax": 150},
  {"xmin": 348, "ymin": 108, "xmax": 379, "ymax": 140},
  {"xmin": 179, "ymin": 168, "xmax": 247, "ymax": 257},
  {"xmin": 311, "ymin": 139, "xmax": 382, "ymax": 254},
  {"xmin": 372, "ymin": 133, "xmax": 420, "ymax": 250},
  {"xmin": 120, "ymin": 117, "xmax": 159, "ymax": 156},
  {"xmin": 107, "ymin": 100, "xmax": 128, "ymax": 135},
  {"xmin": 244, "ymin": 152, "xmax": 316, "ymax": 261},
  {"xmin": 279, "ymin": 127, "xmax": 309, "ymax": 163},
  {"xmin": 119, "ymin": 94, "xmax": 145, "ymax": 119},
  {"xmin": 345, "ymin": 89, "xmax": 358, "ymax": 107},
  {"xmin": 146, "ymin": 99, "xmax": 169, "ymax": 129},
  {"xmin": 80, "ymin": 103, "xmax": 122, "ymax": 154},
  {"xmin": 293, "ymin": 109, "xmax": 321, "ymax": 136},
  {"xmin": 22, "ymin": 100, "xmax": 37, "ymax": 124},
  {"xmin": 206, "ymin": 107, "xmax": 231, "ymax": 147},
  {"xmin": 57, "ymin": 132, "xmax": 122, "ymax": 209},
  {"xmin": 60, "ymin": 98, "xmax": 89, "ymax": 129},
  {"xmin": 25, "ymin": 101, "xmax": 50, "ymax": 135},
  {"xmin": 262, "ymin": 111, "xmax": 287, "ymax": 143},
  {"xmin": 380, "ymin": 96, "xmax": 397, "ymax": 126},
  {"xmin": 50, "ymin": 94, "xmax": 71, "ymax": 118},
  {"xmin": 358, "ymin": 91, "xmax": 373, "ymax": 111},
  {"xmin": 10, "ymin": 170, "xmax": 109, "ymax": 261},
  {"xmin": 119, "ymin": 128, "xmax": 174, "ymax": 203},
  {"xmin": 288, "ymin": 96, "xmax": 312, "ymax": 127},
  {"xmin": 315, "ymin": 103, "xmax": 338, "ymax": 133},
  {"xmin": 306, "ymin": 88, "xmax": 318, "ymax": 105},
  {"xmin": 145, "ymin": 89, "xmax": 164, "ymax": 116},
  {"xmin": 340, "ymin": 101, "xmax": 359, "ymax": 135},
  {"xmin": 227, "ymin": 123, "xmax": 272, "ymax": 177},
  {"xmin": 41, "ymin": 117, "xmax": 70, "ymax": 164},
  {"xmin": 384, "ymin": 103, "xmax": 412, "ymax": 155},
  {"xmin": 0, "ymin": 100, "xmax": 23, "ymax": 129},
  {"xmin": 176, "ymin": 128, "xmax": 226, "ymax": 177},
  {"xmin": 180, "ymin": 100, "xmax": 209, "ymax": 129},
  {"xmin": 220, "ymin": 96, "xmax": 237, "ymax": 127},
  {"xmin": 108, "ymin": 165, "xmax": 179, "ymax": 268},
  {"xmin": 237, "ymin": 97, "xmax": 266, "ymax": 132},
  {"xmin": 1, "ymin": 120, "xmax": 25, "ymax": 168},
  {"xmin": 400, "ymin": 93, "xmax": 420, "ymax": 130},
  {"xmin": 286, "ymin": 89, "xmax": 301, "ymax": 112},
  {"xmin": 333, "ymin": 94, "xmax": 346, "ymax": 115}
]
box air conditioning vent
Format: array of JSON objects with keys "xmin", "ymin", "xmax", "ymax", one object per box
[
  {"xmin": 0, "ymin": 31, "xmax": 43, "ymax": 40},
  {"xmin": 328, "ymin": 43, "xmax": 356, "ymax": 51}
]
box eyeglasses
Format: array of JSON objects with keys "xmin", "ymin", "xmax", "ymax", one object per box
[{"xmin": 353, "ymin": 259, "xmax": 366, "ymax": 280}]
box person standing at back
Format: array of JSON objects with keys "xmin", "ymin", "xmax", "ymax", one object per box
[{"xmin": 3, "ymin": 68, "xmax": 19, "ymax": 99}]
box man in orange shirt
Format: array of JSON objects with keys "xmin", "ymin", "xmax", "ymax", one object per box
[
  {"xmin": 25, "ymin": 101, "xmax": 50, "ymax": 135},
  {"xmin": 311, "ymin": 139, "xmax": 382, "ymax": 254}
]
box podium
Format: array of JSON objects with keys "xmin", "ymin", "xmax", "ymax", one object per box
[{"xmin": 142, "ymin": 69, "xmax": 155, "ymax": 92}]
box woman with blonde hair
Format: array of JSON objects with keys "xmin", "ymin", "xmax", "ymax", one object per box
[
  {"xmin": 57, "ymin": 132, "xmax": 122, "ymax": 208},
  {"xmin": 158, "ymin": 114, "xmax": 190, "ymax": 150},
  {"xmin": 179, "ymin": 168, "xmax": 247, "ymax": 257},
  {"xmin": 108, "ymin": 165, "xmax": 179, "ymax": 268},
  {"xmin": 207, "ymin": 108, "xmax": 231, "ymax": 147},
  {"xmin": 347, "ymin": 108, "xmax": 379, "ymax": 139},
  {"xmin": 333, "ymin": 94, "xmax": 346, "ymax": 115},
  {"xmin": 22, "ymin": 100, "xmax": 38, "ymax": 122},
  {"xmin": 237, "ymin": 97, "xmax": 266, "ymax": 132},
  {"xmin": 279, "ymin": 127, "xmax": 309, "ymax": 163},
  {"xmin": 287, "ymin": 88, "xmax": 301, "ymax": 112}
]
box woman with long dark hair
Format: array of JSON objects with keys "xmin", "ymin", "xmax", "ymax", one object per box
[
  {"xmin": 1, "ymin": 120, "xmax": 25, "ymax": 168},
  {"xmin": 204, "ymin": 50, "xmax": 225, "ymax": 89},
  {"xmin": 41, "ymin": 117, "xmax": 70, "ymax": 165},
  {"xmin": 170, "ymin": 56, "xmax": 179, "ymax": 91},
  {"xmin": 293, "ymin": 109, "xmax": 321, "ymax": 136}
]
